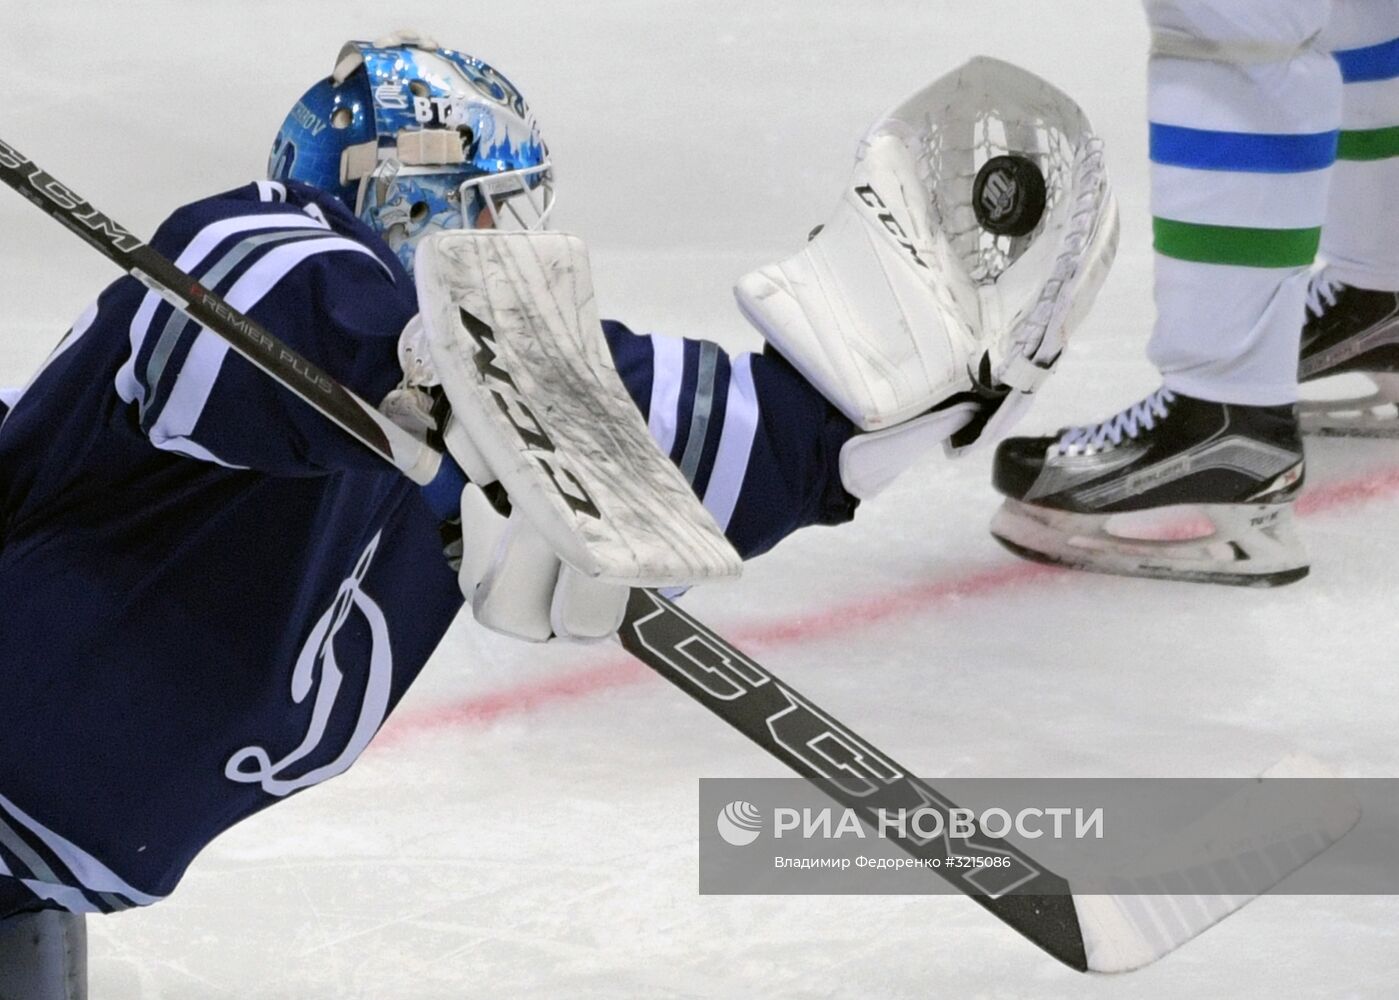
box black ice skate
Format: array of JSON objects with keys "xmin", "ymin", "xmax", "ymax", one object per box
[
  {"xmin": 989, "ymin": 389, "xmax": 1308, "ymax": 586},
  {"xmin": 1298, "ymin": 271, "xmax": 1399, "ymax": 437}
]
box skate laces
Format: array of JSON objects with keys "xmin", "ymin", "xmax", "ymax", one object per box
[
  {"xmin": 1304, "ymin": 270, "xmax": 1342, "ymax": 319},
  {"xmin": 1057, "ymin": 388, "xmax": 1176, "ymax": 453}
]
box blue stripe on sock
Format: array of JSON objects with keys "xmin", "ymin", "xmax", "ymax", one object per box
[
  {"xmin": 1334, "ymin": 36, "xmax": 1399, "ymax": 84},
  {"xmin": 1150, "ymin": 123, "xmax": 1338, "ymax": 173}
]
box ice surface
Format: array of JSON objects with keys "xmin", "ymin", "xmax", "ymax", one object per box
[{"xmin": 3, "ymin": 1, "xmax": 1398, "ymax": 996}]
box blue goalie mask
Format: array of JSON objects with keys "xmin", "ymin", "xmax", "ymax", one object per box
[{"xmin": 268, "ymin": 30, "xmax": 555, "ymax": 273}]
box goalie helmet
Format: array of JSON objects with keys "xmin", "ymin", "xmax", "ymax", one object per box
[{"xmin": 268, "ymin": 30, "xmax": 554, "ymax": 272}]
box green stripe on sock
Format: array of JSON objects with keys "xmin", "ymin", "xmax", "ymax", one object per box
[
  {"xmin": 1337, "ymin": 126, "xmax": 1399, "ymax": 161},
  {"xmin": 1152, "ymin": 218, "xmax": 1320, "ymax": 268}
]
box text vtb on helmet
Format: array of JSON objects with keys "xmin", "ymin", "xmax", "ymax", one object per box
[{"xmin": 269, "ymin": 30, "xmax": 554, "ymax": 272}]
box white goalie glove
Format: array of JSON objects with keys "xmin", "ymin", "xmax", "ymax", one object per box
[
  {"xmin": 449, "ymin": 482, "xmax": 625, "ymax": 642},
  {"xmin": 401, "ymin": 231, "xmax": 741, "ymax": 643},
  {"xmin": 388, "ymin": 383, "xmax": 625, "ymax": 641},
  {"xmin": 735, "ymin": 57, "xmax": 1119, "ymax": 498}
]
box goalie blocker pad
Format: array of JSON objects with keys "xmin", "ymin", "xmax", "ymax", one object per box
[{"xmin": 415, "ymin": 231, "xmax": 741, "ymax": 587}]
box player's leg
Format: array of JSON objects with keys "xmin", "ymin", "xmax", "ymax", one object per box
[
  {"xmin": 989, "ymin": 0, "xmax": 1340, "ymax": 585},
  {"xmin": 0, "ymin": 894, "xmax": 86, "ymax": 1000},
  {"xmin": 1299, "ymin": 0, "xmax": 1399, "ymax": 434}
]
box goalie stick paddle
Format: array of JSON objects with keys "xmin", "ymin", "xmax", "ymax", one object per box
[{"xmin": 0, "ymin": 137, "xmax": 1351, "ymax": 974}]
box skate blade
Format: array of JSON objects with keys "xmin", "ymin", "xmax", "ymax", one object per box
[
  {"xmin": 989, "ymin": 500, "xmax": 1310, "ymax": 588},
  {"xmin": 1300, "ymin": 410, "xmax": 1399, "ymax": 438},
  {"xmin": 1300, "ymin": 373, "xmax": 1399, "ymax": 438}
]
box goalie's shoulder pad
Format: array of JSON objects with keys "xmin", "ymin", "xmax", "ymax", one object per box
[{"xmin": 734, "ymin": 131, "xmax": 982, "ymax": 433}]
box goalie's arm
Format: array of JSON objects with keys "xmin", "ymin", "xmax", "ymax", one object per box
[{"xmin": 603, "ymin": 321, "xmax": 860, "ymax": 559}]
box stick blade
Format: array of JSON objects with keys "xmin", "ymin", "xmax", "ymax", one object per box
[{"xmin": 1075, "ymin": 754, "xmax": 1360, "ymax": 973}]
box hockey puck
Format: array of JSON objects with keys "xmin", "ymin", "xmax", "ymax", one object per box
[{"xmin": 972, "ymin": 155, "xmax": 1047, "ymax": 237}]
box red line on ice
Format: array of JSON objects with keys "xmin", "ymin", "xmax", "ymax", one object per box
[
  {"xmin": 1295, "ymin": 466, "xmax": 1399, "ymax": 516},
  {"xmin": 372, "ymin": 560, "xmax": 1055, "ymax": 748},
  {"xmin": 374, "ymin": 465, "xmax": 1399, "ymax": 747}
]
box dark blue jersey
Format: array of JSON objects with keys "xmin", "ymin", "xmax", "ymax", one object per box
[{"xmin": 0, "ymin": 180, "xmax": 855, "ymax": 917}]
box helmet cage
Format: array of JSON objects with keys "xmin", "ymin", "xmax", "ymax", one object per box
[
  {"xmin": 354, "ymin": 158, "xmax": 555, "ymax": 266},
  {"xmin": 460, "ymin": 161, "xmax": 555, "ymax": 229}
]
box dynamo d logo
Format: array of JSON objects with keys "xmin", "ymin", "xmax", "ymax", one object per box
[{"xmin": 716, "ymin": 801, "xmax": 763, "ymax": 847}]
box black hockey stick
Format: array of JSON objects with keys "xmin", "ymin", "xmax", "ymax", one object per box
[{"xmin": 1, "ymin": 137, "xmax": 1335, "ymax": 974}]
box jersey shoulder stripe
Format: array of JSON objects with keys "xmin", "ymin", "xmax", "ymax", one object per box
[
  {"xmin": 109, "ymin": 187, "xmax": 400, "ymax": 466},
  {"xmin": 142, "ymin": 235, "xmax": 390, "ymax": 464},
  {"xmin": 114, "ymin": 211, "xmax": 332, "ymax": 409}
]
